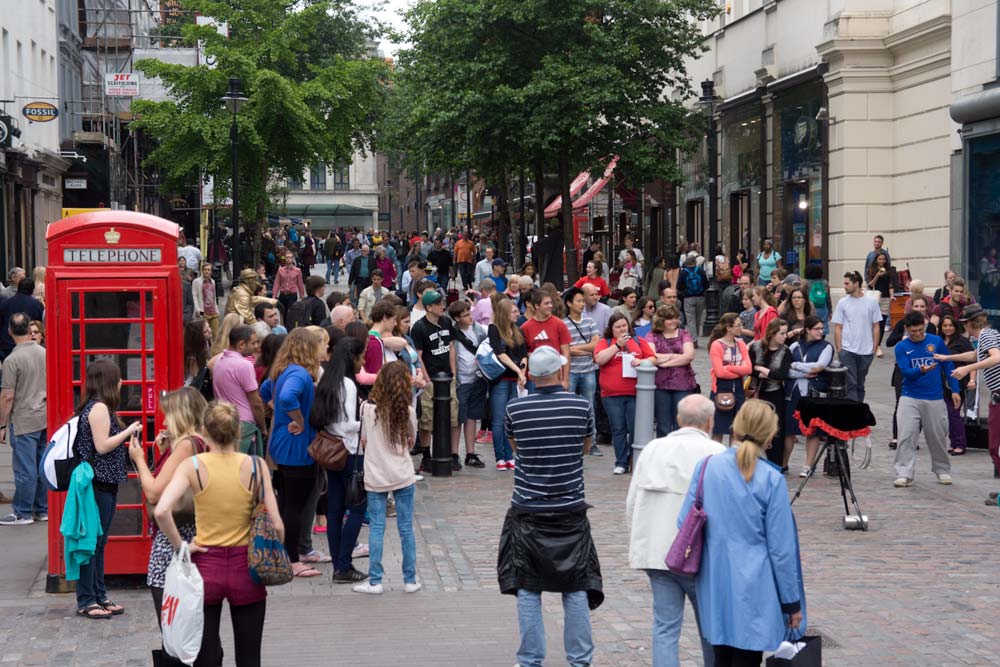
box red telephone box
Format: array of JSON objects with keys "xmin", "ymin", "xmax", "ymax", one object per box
[{"xmin": 45, "ymin": 211, "xmax": 184, "ymax": 590}]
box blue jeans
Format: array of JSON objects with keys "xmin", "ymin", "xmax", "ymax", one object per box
[
  {"xmin": 366, "ymin": 484, "xmax": 416, "ymax": 586},
  {"xmin": 568, "ymin": 371, "xmax": 597, "ymax": 423},
  {"xmin": 490, "ymin": 380, "xmax": 516, "ymax": 462},
  {"xmin": 839, "ymin": 350, "xmax": 874, "ymax": 404},
  {"xmin": 10, "ymin": 426, "xmax": 47, "ymax": 518},
  {"xmin": 326, "ymin": 455, "xmax": 367, "ymax": 572},
  {"xmin": 654, "ymin": 389, "xmax": 691, "ymax": 438},
  {"xmin": 647, "ymin": 570, "xmax": 715, "ymax": 667},
  {"xmin": 326, "ymin": 258, "xmax": 340, "ymax": 283},
  {"xmin": 602, "ymin": 395, "xmax": 636, "ymax": 468},
  {"xmin": 813, "ymin": 305, "xmax": 829, "ymax": 335},
  {"xmin": 516, "ymin": 589, "xmax": 593, "ymax": 667},
  {"xmin": 76, "ymin": 489, "xmax": 116, "ymax": 609}
]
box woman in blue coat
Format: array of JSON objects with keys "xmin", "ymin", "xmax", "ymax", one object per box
[{"xmin": 678, "ymin": 399, "xmax": 806, "ymax": 666}]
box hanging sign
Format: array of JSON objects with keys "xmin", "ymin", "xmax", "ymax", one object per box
[
  {"xmin": 105, "ymin": 73, "xmax": 140, "ymax": 97},
  {"xmin": 22, "ymin": 102, "xmax": 59, "ymax": 122}
]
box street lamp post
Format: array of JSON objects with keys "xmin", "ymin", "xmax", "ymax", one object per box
[
  {"xmin": 221, "ymin": 77, "xmax": 248, "ymax": 274},
  {"xmin": 699, "ymin": 79, "xmax": 723, "ymax": 336}
]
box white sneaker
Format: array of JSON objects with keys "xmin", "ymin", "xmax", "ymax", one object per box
[
  {"xmin": 936, "ymin": 473, "xmax": 953, "ymax": 485},
  {"xmin": 799, "ymin": 466, "xmax": 812, "ymax": 479},
  {"xmin": 0, "ymin": 513, "xmax": 33, "ymax": 526},
  {"xmin": 352, "ymin": 543, "xmax": 370, "ymax": 559},
  {"xmin": 613, "ymin": 466, "xmax": 626, "ymax": 475},
  {"xmin": 352, "ymin": 582, "xmax": 383, "ymax": 595},
  {"xmin": 496, "ymin": 460, "xmax": 507, "ymax": 470},
  {"xmin": 893, "ymin": 477, "xmax": 913, "ymax": 488},
  {"xmin": 404, "ymin": 581, "xmax": 422, "ymax": 594}
]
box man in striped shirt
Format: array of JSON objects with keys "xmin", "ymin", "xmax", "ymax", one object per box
[
  {"xmin": 499, "ymin": 346, "xmax": 602, "ymax": 667},
  {"xmin": 949, "ymin": 304, "xmax": 1000, "ymax": 505}
]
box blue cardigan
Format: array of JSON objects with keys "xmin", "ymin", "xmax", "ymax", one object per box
[{"xmin": 262, "ymin": 364, "xmax": 316, "ymax": 466}]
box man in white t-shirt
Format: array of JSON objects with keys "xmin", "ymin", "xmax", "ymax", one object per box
[
  {"xmin": 832, "ymin": 270, "xmax": 883, "ymax": 403},
  {"xmin": 617, "ymin": 234, "xmax": 644, "ymax": 265}
]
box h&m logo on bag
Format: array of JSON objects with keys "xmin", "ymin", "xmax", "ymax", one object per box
[{"xmin": 161, "ymin": 594, "xmax": 180, "ymax": 626}]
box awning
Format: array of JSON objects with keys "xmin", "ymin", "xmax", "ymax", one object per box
[
  {"xmin": 543, "ymin": 170, "xmax": 593, "ymax": 216},
  {"xmin": 568, "ymin": 156, "xmax": 619, "ymax": 211}
]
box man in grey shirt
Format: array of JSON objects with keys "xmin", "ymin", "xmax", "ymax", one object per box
[
  {"xmin": 564, "ymin": 288, "xmax": 600, "ymax": 455},
  {"xmin": 0, "ymin": 267, "xmax": 25, "ymax": 299},
  {"xmin": 0, "ymin": 313, "xmax": 48, "ymax": 525}
]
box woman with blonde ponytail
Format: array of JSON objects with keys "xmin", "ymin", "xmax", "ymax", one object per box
[{"xmin": 677, "ymin": 399, "xmax": 807, "ymax": 666}]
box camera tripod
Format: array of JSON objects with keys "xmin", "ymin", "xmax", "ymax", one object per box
[{"xmin": 791, "ymin": 433, "xmax": 869, "ymax": 531}]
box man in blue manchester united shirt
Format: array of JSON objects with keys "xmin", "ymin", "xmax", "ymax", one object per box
[{"xmin": 892, "ymin": 311, "xmax": 961, "ymax": 488}]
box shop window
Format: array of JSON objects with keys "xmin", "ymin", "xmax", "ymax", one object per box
[
  {"xmin": 967, "ymin": 133, "xmax": 1000, "ymax": 321},
  {"xmin": 288, "ymin": 174, "xmax": 303, "ymax": 191}
]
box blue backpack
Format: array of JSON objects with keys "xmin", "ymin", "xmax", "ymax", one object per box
[{"xmin": 684, "ymin": 266, "xmax": 705, "ymax": 296}]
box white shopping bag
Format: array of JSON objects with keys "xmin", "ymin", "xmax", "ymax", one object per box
[{"xmin": 161, "ymin": 542, "xmax": 205, "ymax": 666}]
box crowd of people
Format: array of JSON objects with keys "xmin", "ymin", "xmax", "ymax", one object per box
[{"xmin": 5, "ymin": 220, "xmax": 1000, "ymax": 667}]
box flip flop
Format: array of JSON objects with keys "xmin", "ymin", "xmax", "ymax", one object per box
[
  {"xmin": 950, "ymin": 448, "xmax": 967, "ymax": 456},
  {"xmin": 77, "ymin": 603, "xmax": 112, "ymax": 619},
  {"xmin": 293, "ymin": 566, "xmax": 322, "ymax": 578}
]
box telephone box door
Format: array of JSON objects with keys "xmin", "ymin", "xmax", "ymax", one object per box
[{"xmin": 52, "ymin": 278, "xmax": 170, "ymax": 575}]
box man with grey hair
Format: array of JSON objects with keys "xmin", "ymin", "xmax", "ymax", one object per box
[
  {"xmin": 330, "ymin": 304, "xmax": 355, "ymax": 330},
  {"xmin": 626, "ymin": 393, "xmax": 723, "ymax": 667},
  {"xmin": 1, "ymin": 268, "xmax": 25, "ymax": 298}
]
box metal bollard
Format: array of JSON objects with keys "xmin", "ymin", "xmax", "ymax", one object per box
[
  {"xmin": 431, "ymin": 372, "xmax": 453, "ymax": 477},
  {"xmin": 632, "ymin": 359, "xmax": 657, "ymax": 461}
]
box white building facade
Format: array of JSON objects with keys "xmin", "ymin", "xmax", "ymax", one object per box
[
  {"xmin": 1, "ymin": 0, "xmax": 70, "ymax": 274},
  {"xmin": 281, "ymin": 150, "xmax": 379, "ymax": 230},
  {"xmin": 680, "ymin": 0, "xmax": 953, "ymax": 290}
]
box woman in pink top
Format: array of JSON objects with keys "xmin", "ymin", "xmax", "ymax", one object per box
[
  {"xmin": 708, "ymin": 313, "xmax": 753, "ymax": 443},
  {"xmin": 274, "ymin": 251, "xmax": 305, "ymax": 317}
]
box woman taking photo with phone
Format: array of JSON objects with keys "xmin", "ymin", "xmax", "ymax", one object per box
[
  {"xmin": 73, "ymin": 359, "xmax": 143, "ymax": 619},
  {"xmin": 128, "ymin": 386, "xmax": 209, "ymax": 621},
  {"xmin": 155, "ymin": 401, "xmax": 281, "ymax": 667}
]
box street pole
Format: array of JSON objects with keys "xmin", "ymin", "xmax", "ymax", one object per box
[
  {"xmin": 230, "ymin": 115, "xmax": 240, "ymax": 275},
  {"xmin": 633, "ymin": 359, "xmax": 657, "ymax": 464}
]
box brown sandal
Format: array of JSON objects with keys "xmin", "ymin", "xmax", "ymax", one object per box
[{"xmin": 77, "ymin": 603, "xmax": 111, "ymax": 619}]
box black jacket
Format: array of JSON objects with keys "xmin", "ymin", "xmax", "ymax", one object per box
[
  {"xmin": 497, "ymin": 506, "xmax": 604, "ymax": 610},
  {"xmin": 348, "ymin": 255, "xmax": 377, "ymax": 286}
]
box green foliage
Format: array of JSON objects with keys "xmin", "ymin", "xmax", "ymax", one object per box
[
  {"xmin": 383, "ymin": 0, "xmax": 720, "ymax": 279},
  {"xmin": 131, "ymin": 0, "xmax": 388, "ymax": 240}
]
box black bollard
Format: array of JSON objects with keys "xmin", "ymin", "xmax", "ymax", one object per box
[{"xmin": 431, "ymin": 372, "xmax": 453, "ymax": 477}]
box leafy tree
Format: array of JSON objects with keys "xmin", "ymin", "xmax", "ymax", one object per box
[
  {"xmin": 131, "ymin": 0, "xmax": 387, "ymax": 266},
  {"xmin": 385, "ymin": 0, "xmax": 719, "ymax": 284}
]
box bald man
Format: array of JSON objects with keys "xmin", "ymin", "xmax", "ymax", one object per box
[{"xmin": 330, "ymin": 304, "xmax": 355, "ymax": 329}]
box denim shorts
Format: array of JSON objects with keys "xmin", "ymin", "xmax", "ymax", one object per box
[
  {"xmin": 192, "ymin": 545, "xmax": 267, "ymax": 607},
  {"xmin": 457, "ymin": 379, "xmax": 487, "ymax": 422}
]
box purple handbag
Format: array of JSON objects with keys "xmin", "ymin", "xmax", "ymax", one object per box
[{"xmin": 665, "ymin": 455, "xmax": 713, "ymax": 575}]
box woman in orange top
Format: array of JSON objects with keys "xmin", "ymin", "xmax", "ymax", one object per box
[
  {"xmin": 751, "ymin": 286, "xmax": 779, "ymax": 341},
  {"xmin": 708, "ymin": 313, "xmax": 753, "ymax": 443}
]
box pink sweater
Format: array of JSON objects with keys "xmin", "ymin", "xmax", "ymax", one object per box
[{"xmin": 273, "ymin": 266, "xmax": 305, "ymax": 297}]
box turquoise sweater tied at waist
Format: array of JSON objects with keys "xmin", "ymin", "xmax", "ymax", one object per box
[{"xmin": 59, "ymin": 462, "xmax": 103, "ymax": 581}]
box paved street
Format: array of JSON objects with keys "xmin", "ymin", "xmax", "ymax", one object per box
[{"xmin": 1, "ymin": 341, "xmax": 999, "ymax": 666}]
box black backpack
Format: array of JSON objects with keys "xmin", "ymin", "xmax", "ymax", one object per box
[{"xmin": 285, "ymin": 298, "xmax": 312, "ymax": 330}]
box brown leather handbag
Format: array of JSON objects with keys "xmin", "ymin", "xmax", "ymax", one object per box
[{"xmin": 307, "ymin": 430, "xmax": 348, "ymax": 471}]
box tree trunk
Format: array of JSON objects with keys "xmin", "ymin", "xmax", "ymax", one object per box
[
  {"xmin": 508, "ymin": 169, "xmax": 525, "ymax": 268},
  {"xmin": 496, "ymin": 177, "xmax": 512, "ymax": 267},
  {"xmin": 559, "ymin": 150, "xmax": 578, "ymax": 285},
  {"xmin": 517, "ymin": 166, "xmax": 527, "ymax": 268},
  {"xmin": 533, "ymin": 155, "xmax": 545, "ymax": 239}
]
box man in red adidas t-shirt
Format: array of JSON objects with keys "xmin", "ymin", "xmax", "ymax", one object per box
[{"xmin": 521, "ymin": 289, "xmax": 572, "ymax": 388}]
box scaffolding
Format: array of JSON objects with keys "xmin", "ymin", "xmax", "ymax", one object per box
[{"xmin": 77, "ymin": 0, "xmax": 181, "ymax": 211}]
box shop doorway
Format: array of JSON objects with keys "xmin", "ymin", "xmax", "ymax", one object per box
[
  {"xmin": 686, "ymin": 199, "xmax": 704, "ymax": 252},
  {"xmin": 729, "ymin": 190, "xmax": 751, "ymax": 263}
]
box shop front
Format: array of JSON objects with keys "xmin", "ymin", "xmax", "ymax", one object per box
[
  {"xmin": 772, "ymin": 83, "xmax": 827, "ymax": 278},
  {"xmin": 952, "ymin": 88, "xmax": 1000, "ymax": 324}
]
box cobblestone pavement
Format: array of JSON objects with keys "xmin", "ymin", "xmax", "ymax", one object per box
[{"xmin": 1, "ymin": 333, "xmax": 999, "ymax": 665}]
